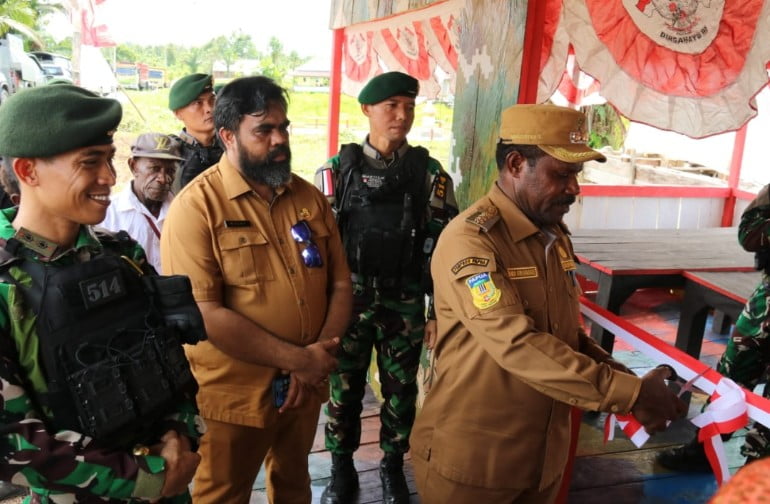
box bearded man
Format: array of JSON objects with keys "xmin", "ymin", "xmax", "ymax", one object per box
[{"xmin": 161, "ymin": 76, "xmax": 353, "ymax": 504}]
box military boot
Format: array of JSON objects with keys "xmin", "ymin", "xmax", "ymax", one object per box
[
  {"xmin": 321, "ymin": 454, "xmax": 359, "ymax": 504},
  {"xmin": 380, "ymin": 453, "xmax": 410, "ymax": 504},
  {"xmin": 656, "ymin": 436, "xmax": 712, "ymax": 472}
]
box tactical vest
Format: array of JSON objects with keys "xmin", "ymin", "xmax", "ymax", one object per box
[
  {"xmin": 335, "ymin": 143, "xmax": 428, "ymax": 288},
  {"xmin": 0, "ymin": 232, "xmax": 204, "ymax": 445},
  {"xmin": 172, "ymin": 135, "xmax": 224, "ymax": 193}
]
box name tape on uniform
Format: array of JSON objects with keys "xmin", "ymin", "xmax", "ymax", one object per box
[
  {"xmin": 506, "ymin": 266, "xmax": 539, "ymax": 280},
  {"xmin": 451, "ymin": 257, "xmax": 489, "ymax": 274}
]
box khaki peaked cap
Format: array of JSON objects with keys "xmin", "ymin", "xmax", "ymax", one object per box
[
  {"xmin": 0, "ymin": 84, "xmax": 121, "ymax": 158},
  {"xmin": 499, "ymin": 104, "xmax": 606, "ymax": 163},
  {"xmin": 131, "ymin": 133, "xmax": 184, "ymax": 161},
  {"xmin": 169, "ymin": 73, "xmax": 213, "ymax": 110}
]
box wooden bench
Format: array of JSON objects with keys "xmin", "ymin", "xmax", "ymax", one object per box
[
  {"xmin": 675, "ymin": 270, "xmax": 762, "ymax": 358},
  {"xmin": 572, "ymin": 228, "xmax": 754, "ymax": 352}
]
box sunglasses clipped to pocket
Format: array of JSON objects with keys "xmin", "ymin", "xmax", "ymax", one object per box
[{"xmin": 290, "ymin": 220, "xmax": 323, "ymax": 268}]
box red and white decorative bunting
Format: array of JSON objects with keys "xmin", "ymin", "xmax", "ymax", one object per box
[
  {"xmin": 340, "ymin": 0, "xmax": 462, "ymax": 99},
  {"xmin": 539, "ymin": 0, "xmax": 770, "ymax": 137}
]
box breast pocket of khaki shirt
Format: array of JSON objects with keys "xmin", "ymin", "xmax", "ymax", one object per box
[
  {"xmin": 303, "ymin": 217, "xmax": 332, "ymax": 276},
  {"xmin": 217, "ymin": 230, "xmax": 275, "ymax": 285}
]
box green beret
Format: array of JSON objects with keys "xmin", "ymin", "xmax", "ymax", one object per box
[
  {"xmin": 47, "ymin": 77, "xmax": 73, "ymax": 85},
  {"xmin": 358, "ymin": 71, "xmax": 419, "ymax": 105},
  {"xmin": 169, "ymin": 73, "xmax": 214, "ymax": 110},
  {"xmin": 0, "ymin": 84, "xmax": 121, "ymax": 158}
]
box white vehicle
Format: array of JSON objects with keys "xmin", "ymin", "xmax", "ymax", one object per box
[
  {"xmin": 29, "ymin": 51, "xmax": 72, "ymax": 80},
  {"xmin": 0, "ymin": 35, "xmax": 47, "ymax": 102}
]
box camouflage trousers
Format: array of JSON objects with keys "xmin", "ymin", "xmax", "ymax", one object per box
[
  {"xmin": 324, "ymin": 288, "xmax": 425, "ymax": 455},
  {"xmin": 717, "ymin": 280, "xmax": 770, "ymax": 460}
]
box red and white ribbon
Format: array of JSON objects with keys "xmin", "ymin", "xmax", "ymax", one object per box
[
  {"xmin": 604, "ymin": 413, "xmax": 650, "ymax": 447},
  {"xmin": 580, "ymin": 297, "xmax": 770, "ymax": 485},
  {"xmin": 691, "ymin": 378, "xmax": 749, "ymax": 485}
]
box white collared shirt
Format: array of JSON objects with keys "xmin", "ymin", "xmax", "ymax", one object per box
[{"xmin": 100, "ymin": 183, "xmax": 173, "ymax": 273}]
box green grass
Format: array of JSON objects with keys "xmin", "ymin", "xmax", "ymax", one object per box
[{"xmin": 113, "ymin": 89, "xmax": 454, "ymax": 190}]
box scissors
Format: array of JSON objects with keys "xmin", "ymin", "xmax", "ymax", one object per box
[{"xmin": 656, "ymin": 364, "xmax": 709, "ymax": 397}]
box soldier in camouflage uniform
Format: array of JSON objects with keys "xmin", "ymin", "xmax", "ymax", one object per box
[
  {"xmin": 315, "ymin": 72, "xmax": 457, "ymax": 504},
  {"xmin": 168, "ymin": 74, "xmax": 224, "ymax": 193},
  {"xmin": 0, "ymin": 84, "xmax": 204, "ymax": 503},
  {"xmin": 658, "ymin": 184, "xmax": 770, "ymax": 471}
]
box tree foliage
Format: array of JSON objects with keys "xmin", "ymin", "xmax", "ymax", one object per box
[
  {"xmin": 109, "ymin": 33, "xmax": 310, "ymax": 84},
  {"xmin": 0, "ymin": 0, "xmax": 55, "ymax": 47},
  {"xmin": 260, "ymin": 36, "xmax": 310, "ymax": 86},
  {"xmin": 10, "ymin": 4, "xmax": 313, "ymax": 84},
  {"xmin": 203, "ymin": 31, "xmax": 257, "ymax": 76}
]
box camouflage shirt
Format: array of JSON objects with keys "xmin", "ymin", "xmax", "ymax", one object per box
[
  {"xmin": 736, "ymin": 186, "xmax": 770, "ymax": 335},
  {"xmin": 0, "ymin": 208, "xmax": 203, "ymax": 503}
]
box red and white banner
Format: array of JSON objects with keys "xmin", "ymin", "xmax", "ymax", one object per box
[
  {"xmin": 340, "ymin": 0, "xmax": 462, "ymax": 99},
  {"xmin": 343, "ymin": 31, "xmax": 381, "ymax": 88},
  {"xmin": 623, "ymin": 0, "xmax": 724, "ymax": 54},
  {"xmin": 538, "ymin": 0, "xmax": 770, "ymax": 137},
  {"xmin": 547, "ymin": 49, "xmax": 604, "ymax": 109},
  {"xmin": 79, "ymin": 0, "xmax": 115, "ymax": 47}
]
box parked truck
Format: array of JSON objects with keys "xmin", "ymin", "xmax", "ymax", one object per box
[{"xmin": 0, "ymin": 34, "xmax": 46, "ymax": 104}]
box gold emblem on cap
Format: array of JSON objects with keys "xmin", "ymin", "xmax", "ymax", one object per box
[
  {"xmin": 154, "ymin": 136, "xmax": 170, "ymax": 150},
  {"xmin": 299, "ymin": 208, "xmax": 311, "ymax": 219},
  {"xmin": 569, "ymin": 116, "xmax": 588, "ymax": 144}
]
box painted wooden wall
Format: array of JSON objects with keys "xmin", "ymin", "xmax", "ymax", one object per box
[
  {"xmin": 330, "ymin": 0, "xmax": 528, "ymax": 210},
  {"xmin": 733, "ymin": 197, "xmax": 751, "ymax": 226},
  {"xmin": 330, "ymin": 0, "xmax": 445, "ymax": 28},
  {"xmin": 450, "ymin": 0, "xmax": 528, "ymax": 209},
  {"xmin": 563, "ymin": 196, "xmax": 726, "ymax": 230}
]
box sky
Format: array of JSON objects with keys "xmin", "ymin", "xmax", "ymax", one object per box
[{"xmin": 47, "ymin": 0, "xmax": 334, "ymax": 68}]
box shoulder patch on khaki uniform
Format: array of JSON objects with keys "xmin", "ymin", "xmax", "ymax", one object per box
[
  {"xmin": 466, "ymin": 205, "xmax": 500, "ymax": 232},
  {"xmin": 466, "ymin": 272, "xmax": 501, "ymax": 309}
]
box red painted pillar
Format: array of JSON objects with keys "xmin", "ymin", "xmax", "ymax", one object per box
[
  {"xmin": 721, "ymin": 124, "xmax": 748, "ymax": 227},
  {"xmin": 519, "ymin": 3, "xmax": 578, "ymax": 501},
  {"xmin": 517, "ymin": 0, "xmax": 548, "ymax": 104},
  {"xmin": 327, "ymin": 28, "xmax": 344, "ymax": 158}
]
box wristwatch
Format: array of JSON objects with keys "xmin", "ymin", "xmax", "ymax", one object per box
[{"xmin": 133, "ymin": 444, "xmax": 151, "ymax": 457}]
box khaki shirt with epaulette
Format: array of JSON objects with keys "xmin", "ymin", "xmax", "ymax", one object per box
[
  {"xmin": 161, "ymin": 154, "xmax": 351, "ymax": 428},
  {"xmin": 410, "ymin": 183, "xmax": 642, "ymax": 491}
]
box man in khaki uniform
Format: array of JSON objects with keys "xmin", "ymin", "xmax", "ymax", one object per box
[
  {"xmin": 410, "ymin": 104, "xmax": 686, "ymax": 503},
  {"xmin": 161, "ymin": 76, "xmax": 353, "ymax": 503}
]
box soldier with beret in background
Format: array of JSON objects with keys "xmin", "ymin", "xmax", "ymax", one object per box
[
  {"xmin": 100, "ymin": 132, "xmax": 183, "ymax": 273},
  {"xmin": 169, "ymin": 73, "xmax": 223, "ymax": 193},
  {"xmin": 315, "ymin": 71, "xmax": 457, "ymax": 504},
  {"xmin": 409, "ymin": 104, "xmax": 686, "ymax": 503},
  {"xmin": 0, "ymin": 84, "xmax": 204, "ymax": 502}
]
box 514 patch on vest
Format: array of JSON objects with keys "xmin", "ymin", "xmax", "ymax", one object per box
[{"xmin": 466, "ymin": 272, "xmax": 501, "ymax": 309}]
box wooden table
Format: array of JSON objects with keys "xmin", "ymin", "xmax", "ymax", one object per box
[
  {"xmin": 675, "ymin": 271, "xmax": 762, "ymax": 358},
  {"xmin": 572, "ymin": 228, "xmax": 755, "ymax": 352}
]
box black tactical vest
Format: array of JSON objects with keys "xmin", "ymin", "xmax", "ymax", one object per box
[
  {"xmin": 0, "ymin": 232, "xmax": 204, "ymax": 445},
  {"xmin": 172, "ymin": 135, "xmax": 224, "ymax": 193},
  {"xmin": 335, "ymin": 144, "xmax": 428, "ymax": 288}
]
